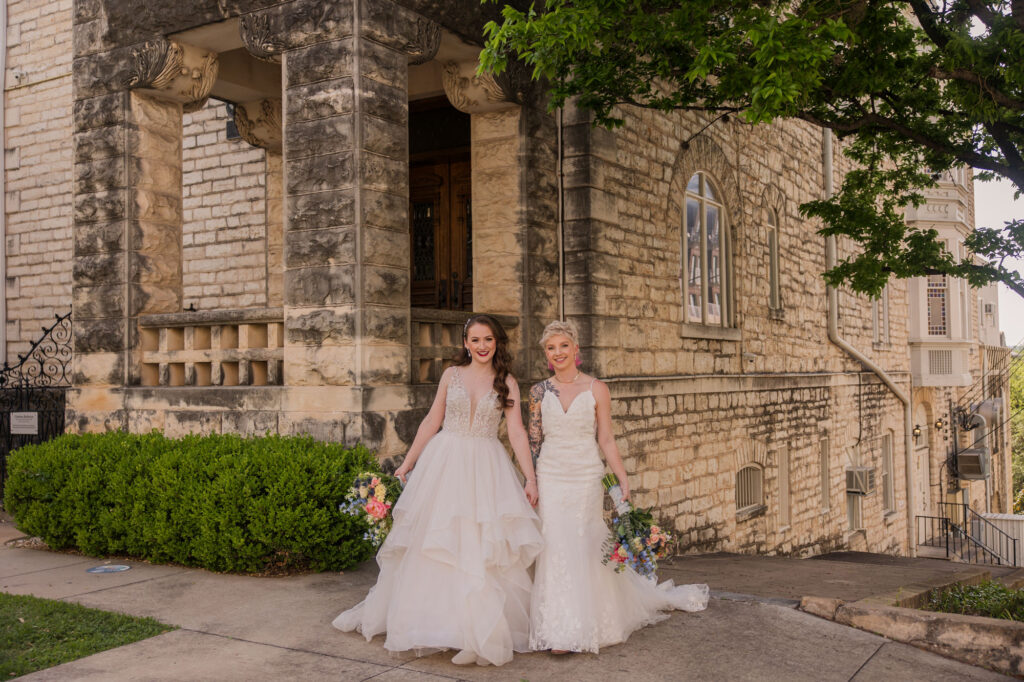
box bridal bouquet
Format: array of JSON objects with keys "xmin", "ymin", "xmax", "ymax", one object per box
[
  {"xmin": 601, "ymin": 473, "xmax": 672, "ymax": 578},
  {"xmin": 339, "ymin": 472, "xmax": 402, "ymax": 548}
]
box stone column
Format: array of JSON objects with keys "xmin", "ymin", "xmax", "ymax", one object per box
[
  {"xmin": 442, "ymin": 58, "xmax": 543, "ymax": 369},
  {"xmin": 70, "ymin": 39, "xmax": 216, "ymax": 430},
  {"xmin": 244, "ymin": 0, "xmax": 438, "ymax": 449}
]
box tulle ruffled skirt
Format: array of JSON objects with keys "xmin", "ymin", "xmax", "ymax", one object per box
[{"xmin": 332, "ymin": 430, "xmax": 542, "ymax": 666}]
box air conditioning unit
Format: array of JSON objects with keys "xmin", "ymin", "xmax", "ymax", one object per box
[
  {"xmin": 955, "ymin": 448, "xmax": 991, "ymax": 480},
  {"xmin": 846, "ymin": 467, "xmax": 876, "ymax": 495},
  {"xmin": 970, "ymin": 399, "xmax": 1001, "ymax": 425}
]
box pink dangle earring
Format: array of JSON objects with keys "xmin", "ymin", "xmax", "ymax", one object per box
[
  {"xmin": 575, "ymin": 351, "xmax": 583, "ymax": 367},
  {"xmin": 547, "ymin": 362, "xmax": 554, "ymax": 371}
]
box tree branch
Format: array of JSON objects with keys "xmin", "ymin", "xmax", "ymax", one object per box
[
  {"xmin": 906, "ymin": 0, "xmax": 951, "ymax": 49},
  {"xmin": 930, "ymin": 67, "xmax": 1024, "ymax": 111}
]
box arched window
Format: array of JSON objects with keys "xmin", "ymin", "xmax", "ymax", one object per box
[
  {"xmin": 683, "ymin": 173, "xmax": 731, "ymax": 327},
  {"xmin": 766, "ymin": 208, "xmax": 780, "ymax": 310},
  {"xmin": 736, "ymin": 464, "xmax": 764, "ymax": 512}
]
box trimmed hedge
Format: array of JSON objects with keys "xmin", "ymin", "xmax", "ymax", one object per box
[{"xmin": 3, "ymin": 431, "xmax": 380, "ymax": 573}]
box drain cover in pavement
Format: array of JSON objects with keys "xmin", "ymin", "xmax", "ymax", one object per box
[{"xmin": 86, "ymin": 565, "xmax": 131, "ymax": 573}]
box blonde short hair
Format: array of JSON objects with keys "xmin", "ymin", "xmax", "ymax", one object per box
[{"xmin": 539, "ymin": 319, "xmax": 580, "ymax": 348}]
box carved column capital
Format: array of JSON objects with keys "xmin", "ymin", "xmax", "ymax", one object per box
[
  {"xmin": 405, "ymin": 18, "xmax": 441, "ymax": 65},
  {"xmin": 239, "ymin": 12, "xmax": 285, "ymax": 63},
  {"xmin": 442, "ymin": 59, "xmax": 528, "ymax": 114},
  {"xmin": 124, "ymin": 39, "xmax": 218, "ymax": 112},
  {"xmin": 235, "ymin": 98, "xmax": 283, "ymax": 153},
  {"xmin": 361, "ymin": 0, "xmax": 440, "ymax": 64}
]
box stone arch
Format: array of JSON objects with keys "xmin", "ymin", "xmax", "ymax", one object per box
[
  {"xmin": 665, "ymin": 136, "xmax": 742, "ymax": 238},
  {"xmin": 759, "ymin": 184, "xmax": 786, "ymax": 226},
  {"xmin": 734, "ymin": 438, "xmax": 770, "ymax": 470},
  {"xmin": 666, "ymin": 135, "xmax": 744, "ymax": 326}
]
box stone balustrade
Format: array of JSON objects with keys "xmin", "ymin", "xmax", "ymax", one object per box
[
  {"xmin": 411, "ymin": 309, "xmax": 518, "ymax": 383},
  {"xmin": 138, "ymin": 308, "xmax": 283, "ymax": 387}
]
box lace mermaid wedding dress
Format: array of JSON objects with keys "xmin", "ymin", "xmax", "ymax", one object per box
[
  {"xmin": 530, "ymin": 384, "xmax": 709, "ymax": 653},
  {"xmin": 333, "ymin": 368, "xmax": 543, "ymax": 666}
]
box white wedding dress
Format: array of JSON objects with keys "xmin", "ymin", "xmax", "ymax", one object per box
[
  {"xmin": 530, "ymin": 383, "xmax": 709, "ymax": 653},
  {"xmin": 333, "ymin": 368, "xmax": 543, "ymax": 666}
]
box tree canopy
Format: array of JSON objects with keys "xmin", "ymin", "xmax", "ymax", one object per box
[{"xmin": 480, "ymin": 0, "xmax": 1024, "ymax": 299}]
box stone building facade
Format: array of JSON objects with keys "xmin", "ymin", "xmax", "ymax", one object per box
[{"xmin": 0, "ymin": 0, "xmax": 1013, "ymax": 557}]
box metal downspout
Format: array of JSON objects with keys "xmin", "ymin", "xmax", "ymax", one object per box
[
  {"xmin": 0, "ymin": 1, "xmax": 7, "ymax": 364},
  {"xmin": 822, "ymin": 130, "xmax": 916, "ymax": 556},
  {"xmin": 556, "ymin": 106, "xmax": 565, "ymax": 321}
]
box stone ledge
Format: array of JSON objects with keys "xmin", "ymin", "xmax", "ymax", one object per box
[
  {"xmin": 799, "ymin": 595, "xmax": 1024, "ymax": 677},
  {"xmin": 410, "ymin": 307, "xmax": 518, "ymax": 328},
  {"xmin": 139, "ymin": 307, "xmax": 284, "ymax": 327}
]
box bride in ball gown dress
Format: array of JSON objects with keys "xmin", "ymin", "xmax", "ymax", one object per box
[
  {"xmin": 528, "ymin": 320, "xmax": 708, "ymax": 654},
  {"xmin": 333, "ymin": 315, "xmax": 542, "ymax": 667}
]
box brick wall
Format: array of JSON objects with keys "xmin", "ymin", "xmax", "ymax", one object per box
[
  {"xmin": 4, "ymin": 0, "xmax": 74, "ymax": 361},
  {"xmin": 182, "ymin": 99, "xmax": 271, "ymax": 312}
]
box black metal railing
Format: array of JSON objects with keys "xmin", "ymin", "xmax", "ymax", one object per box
[
  {"xmin": 937, "ymin": 502, "xmax": 1018, "ymax": 566},
  {"xmin": 918, "ymin": 503, "xmax": 1018, "ymax": 566},
  {"xmin": 0, "ymin": 311, "xmax": 71, "ymax": 502},
  {"xmin": 917, "ymin": 515, "xmax": 951, "ymax": 558}
]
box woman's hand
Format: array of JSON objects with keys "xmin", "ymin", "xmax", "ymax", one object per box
[
  {"xmin": 524, "ymin": 479, "xmax": 539, "ymax": 507},
  {"xmin": 619, "ymin": 478, "xmax": 630, "ymax": 502},
  {"xmin": 395, "ymin": 461, "xmax": 413, "ymax": 485}
]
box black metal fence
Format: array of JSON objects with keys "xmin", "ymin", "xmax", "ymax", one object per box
[
  {"xmin": 917, "ymin": 502, "xmax": 1019, "ymax": 566},
  {"xmin": 0, "ymin": 311, "xmax": 71, "ymax": 503}
]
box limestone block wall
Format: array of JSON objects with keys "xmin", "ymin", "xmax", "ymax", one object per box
[
  {"xmin": 559, "ymin": 104, "xmax": 915, "ymax": 555},
  {"xmin": 4, "ymin": 0, "xmax": 74, "ymax": 361},
  {"xmin": 182, "ymin": 99, "xmax": 272, "ymax": 312}
]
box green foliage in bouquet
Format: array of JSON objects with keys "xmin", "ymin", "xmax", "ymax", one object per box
[
  {"xmin": 340, "ymin": 471, "xmax": 403, "ymax": 548},
  {"xmin": 601, "ymin": 474, "xmax": 672, "ymax": 577},
  {"xmin": 4, "ymin": 431, "xmax": 381, "ymax": 573}
]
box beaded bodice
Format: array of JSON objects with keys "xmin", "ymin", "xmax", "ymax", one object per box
[{"xmin": 442, "ymin": 368, "xmax": 503, "ymax": 438}]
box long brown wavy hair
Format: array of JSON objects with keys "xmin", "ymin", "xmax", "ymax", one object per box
[{"xmin": 456, "ymin": 314, "xmax": 514, "ymax": 408}]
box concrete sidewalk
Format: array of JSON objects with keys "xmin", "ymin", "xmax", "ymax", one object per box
[{"xmin": 0, "ymin": 517, "xmax": 1010, "ymax": 681}]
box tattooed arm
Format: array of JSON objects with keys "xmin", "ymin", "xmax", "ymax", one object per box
[{"xmin": 528, "ymin": 380, "xmax": 554, "ymax": 465}]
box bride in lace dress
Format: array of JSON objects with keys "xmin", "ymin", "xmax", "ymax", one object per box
[
  {"xmin": 528, "ymin": 320, "xmax": 708, "ymax": 654},
  {"xmin": 333, "ymin": 314, "xmax": 542, "ymax": 667}
]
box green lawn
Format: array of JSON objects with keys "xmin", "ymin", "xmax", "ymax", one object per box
[{"xmin": 0, "ymin": 592, "xmax": 173, "ymax": 678}]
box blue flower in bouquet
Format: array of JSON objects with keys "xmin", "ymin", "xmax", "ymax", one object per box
[
  {"xmin": 340, "ymin": 472, "xmax": 402, "ymax": 549},
  {"xmin": 600, "ymin": 473, "xmax": 672, "ymax": 578}
]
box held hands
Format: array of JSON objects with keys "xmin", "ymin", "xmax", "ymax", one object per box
[{"xmin": 524, "ymin": 479, "xmax": 539, "ymax": 507}]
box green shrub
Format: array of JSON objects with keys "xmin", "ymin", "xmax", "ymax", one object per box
[
  {"xmin": 3, "ymin": 431, "xmax": 381, "ymax": 573},
  {"xmin": 926, "ymin": 580, "xmax": 1024, "ymax": 621}
]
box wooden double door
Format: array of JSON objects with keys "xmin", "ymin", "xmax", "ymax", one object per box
[{"xmin": 409, "ymin": 157, "xmax": 472, "ymax": 310}]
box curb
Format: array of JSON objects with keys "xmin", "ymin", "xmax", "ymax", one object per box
[{"xmin": 800, "ymin": 596, "xmax": 1024, "ymax": 678}]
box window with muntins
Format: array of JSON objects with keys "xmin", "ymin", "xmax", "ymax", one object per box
[
  {"xmin": 683, "ymin": 173, "xmax": 731, "ymax": 327},
  {"xmin": 926, "ymin": 274, "xmax": 948, "ymax": 336}
]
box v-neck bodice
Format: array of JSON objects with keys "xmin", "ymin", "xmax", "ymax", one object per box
[
  {"xmin": 442, "ymin": 368, "xmax": 503, "ymax": 438},
  {"xmin": 541, "ymin": 388, "xmax": 597, "ymax": 445}
]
